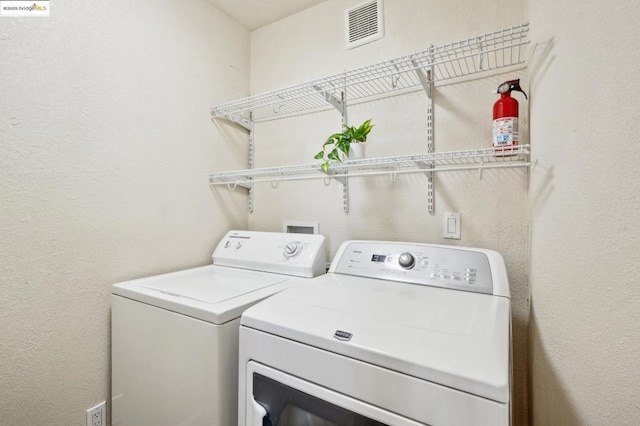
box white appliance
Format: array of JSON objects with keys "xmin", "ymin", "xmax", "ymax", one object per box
[
  {"xmin": 238, "ymin": 240, "xmax": 511, "ymax": 426},
  {"xmin": 111, "ymin": 230, "xmax": 326, "ymax": 426}
]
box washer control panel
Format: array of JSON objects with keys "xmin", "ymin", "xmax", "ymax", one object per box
[
  {"xmin": 283, "ymin": 241, "xmax": 303, "ymax": 258},
  {"xmin": 212, "ymin": 230, "xmax": 326, "ymax": 278},
  {"xmin": 332, "ymin": 241, "xmax": 494, "ymax": 294}
]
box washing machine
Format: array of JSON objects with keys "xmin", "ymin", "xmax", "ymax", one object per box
[
  {"xmin": 111, "ymin": 230, "xmax": 326, "ymax": 426},
  {"xmin": 238, "ymin": 240, "xmax": 511, "ymax": 426}
]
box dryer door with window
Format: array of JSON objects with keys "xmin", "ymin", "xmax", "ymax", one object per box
[{"xmin": 246, "ymin": 362, "xmax": 423, "ymax": 426}]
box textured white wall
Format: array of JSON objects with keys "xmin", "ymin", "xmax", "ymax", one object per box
[
  {"xmin": 249, "ymin": 0, "xmax": 529, "ymax": 423},
  {"xmin": 528, "ymin": 1, "xmax": 640, "ymax": 425},
  {"xmin": 0, "ymin": 1, "xmax": 249, "ymax": 425}
]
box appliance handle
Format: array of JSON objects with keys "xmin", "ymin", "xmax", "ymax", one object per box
[{"xmin": 251, "ymin": 397, "xmax": 269, "ymax": 426}]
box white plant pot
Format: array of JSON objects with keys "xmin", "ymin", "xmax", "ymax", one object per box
[{"xmin": 349, "ymin": 143, "xmax": 366, "ymax": 160}]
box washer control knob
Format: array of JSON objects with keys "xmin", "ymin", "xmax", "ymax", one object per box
[
  {"xmin": 398, "ymin": 252, "xmax": 415, "ymax": 269},
  {"xmin": 284, "ymin": 242, "xmax": 302, "ymax": 258}
]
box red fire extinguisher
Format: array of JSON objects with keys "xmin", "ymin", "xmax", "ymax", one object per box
[{"xmin": 493, "ymin": 79, "xmax": 527, "ymax": 155}]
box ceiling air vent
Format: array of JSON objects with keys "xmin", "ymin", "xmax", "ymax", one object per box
[{"xmin": 345, "ymin": 0, "xmax": 384, "ymax": 49}]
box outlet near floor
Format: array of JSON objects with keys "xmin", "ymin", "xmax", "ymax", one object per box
[{"xmin": 86, "ymin": 401, "xmax": 106, "ymax": 426}]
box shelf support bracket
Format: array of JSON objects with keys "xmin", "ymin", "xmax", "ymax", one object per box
[
  {"xmin": 425, "ymin": 63, "xmax": 435, "ymax": 213},
  {"xmin": 340, "ymin": 86, "xmax": 349, "ymax": 213},
  {"xmin": 248, "ymin": 115, "xmax": 255, "ymax": 213},
  {"xmin": 342, "ymin": 178, "xmax": 349, "ymax": 213},
  {"xmin": 478, "ymin": 36, "xmax": 486, "ymax": 71},
  {"xmin": 323, "ymin": 171, "xmax": 348, "ymax": 212},
  {"xmin": 213, "ymin": 111, "xmax": 253, "ymax": 132},
  {"xmin": 332, "ymin": 175, "xmax": 348, "ymax": 186},
  {"xmin": 413, "ymin": 52, "xmax": 436, "ymax": 212},
  {"xmin": 412, "ymin": 58, "xmax": 433, "ymax": 99},
  {"xmin": 314, "ymin": 77, "xmax": 349, "ymax": 212},
  {"xmin": 313, "ymin": 85, "xmax": 345, "ymax": 115},
  {"xmin": 327, "ymin": 174, "xmax": 349, "ymax": 213}
]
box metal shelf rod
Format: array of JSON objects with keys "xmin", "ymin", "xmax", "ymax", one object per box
[
  {"xmin": 210, "ymin": 146, "xmax": 530, "ymax": 184},
  {"xmin": 209, "ymin": 162, "xmax": 529, "ymax": 187}
]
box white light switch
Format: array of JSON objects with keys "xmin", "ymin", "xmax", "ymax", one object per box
[
  {"xmin": 447, "ymin": 218, "xmax": 456, "ymax": 233},
  {"xmin": 443, "ymin": 212, "xmax": 461, "ymax": 239}
]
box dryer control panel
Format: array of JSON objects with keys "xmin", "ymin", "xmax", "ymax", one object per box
[{"xmin": 330, "ymin": 241, "xmax": 501, "ymax": 295}]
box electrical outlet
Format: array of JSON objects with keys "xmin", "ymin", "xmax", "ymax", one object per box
[{"xmin": 86, "ymin": 401, "xmax": 106, "ymax": 426}]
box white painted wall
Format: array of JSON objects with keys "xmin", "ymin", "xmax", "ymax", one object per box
[
  {"xmin": 528, "ymin": 0, "xmax": 640, "ymax": 424},
  {"xmin": 7, "ymin": 1, "xmax": 635, "ymax": 424},
  {"xmin": 249, "ymin": 0, "xmax": 529, "ymax": 423},
  {"xmin": 0, "ymin": 1, "xmax": 249, "ymax": 424}
]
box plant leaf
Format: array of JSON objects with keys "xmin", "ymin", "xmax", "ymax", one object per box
[
  {"xmin": 320, "ymin": 161, "xmax": 329, "ymax": 174},
  {"xmin": 336, "ymin": 140, "xmax": 350, "ymax": 156},
  {"xmin": 313, "ymin": 151, "xmax": 325, "ymax": 160},
  {"xmin": 327, "ymin": 148, "xmax": 341, "ymax": 161},
  {"xmin": 325, "ymin": 133, "xmax": 343, "ymax": 145}
]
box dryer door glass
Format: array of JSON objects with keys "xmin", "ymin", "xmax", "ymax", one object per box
[{"xmin": 253, "ymin": 373, "xmax": 387, "ymax": 426}]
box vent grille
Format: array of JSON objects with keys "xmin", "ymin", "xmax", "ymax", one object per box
[{"xmin": 346, "ymin": 0, "xmax": 384, "ymax": 49}]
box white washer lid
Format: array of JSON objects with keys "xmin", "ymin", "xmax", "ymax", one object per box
[
  {"xmin": 140, "ymin": 268, "xmax": 284, "ymax": 304},
  {"xmin": 113, "ymin": 265, "xmax": 290, "ymax": 324},
  {"xmin": 241, "ymin": 273, "xmax": 511, "ymax": 403}
]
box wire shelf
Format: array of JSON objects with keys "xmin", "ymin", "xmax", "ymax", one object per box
[
  {"xmin": 211, "ymin": 24, "xmax": 529, "ymax": 123},
  {"xmin": 209, "ymin": 145, "xmax": 530, "ymax": 188}
]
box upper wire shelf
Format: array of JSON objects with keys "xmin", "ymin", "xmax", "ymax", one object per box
[
  {"xmin": 209, "ymin": 145, "xmax": 530, "ymax": 188},
  {"xmin": 211, "ymin": 24, "xmax": 529, "ymax": 123}
]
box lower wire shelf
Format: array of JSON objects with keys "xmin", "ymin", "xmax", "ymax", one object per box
[{"xmin": 209, "ymin": 145, "xmax": 530, "ymax": 189}]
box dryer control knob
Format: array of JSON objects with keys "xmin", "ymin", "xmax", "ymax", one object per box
[
  {"xmin": 398, "ymin": 252, "xmax": 416, "ymax": 269},
  {"xmin": 284, "ymin": 242, "xmax": 302, "ymax": 258}
]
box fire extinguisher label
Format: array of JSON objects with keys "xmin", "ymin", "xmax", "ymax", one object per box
[{"xmin": 493, "ymin": 117, "xmax": 519, "ymax": 146}]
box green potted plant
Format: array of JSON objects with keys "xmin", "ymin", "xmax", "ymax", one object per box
[{"xmin": 314, "ymin": 119, "xmax": 374, "ymax": 173}]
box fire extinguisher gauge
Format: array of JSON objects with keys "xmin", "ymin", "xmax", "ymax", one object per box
[
  {"xmin": 496, "ymin": 79, "xmax": 528, "ymax": 100},
  {"xmin": 497, "ymin": 82, "xmax": 511, "ymax": 94}
]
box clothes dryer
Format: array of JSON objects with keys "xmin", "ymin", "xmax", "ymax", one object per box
[
  {"xmin": 111, "ymin": 230, "xmax": 326, "ymax": 426},
  {"xmin": 239, "ymin": 240, "xmax": 511, "ymax": 426}
]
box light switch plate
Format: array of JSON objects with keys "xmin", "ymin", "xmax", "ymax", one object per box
[{"xmin": 443, "ymin": 212, "xmax": 461, "ymax": 239}]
